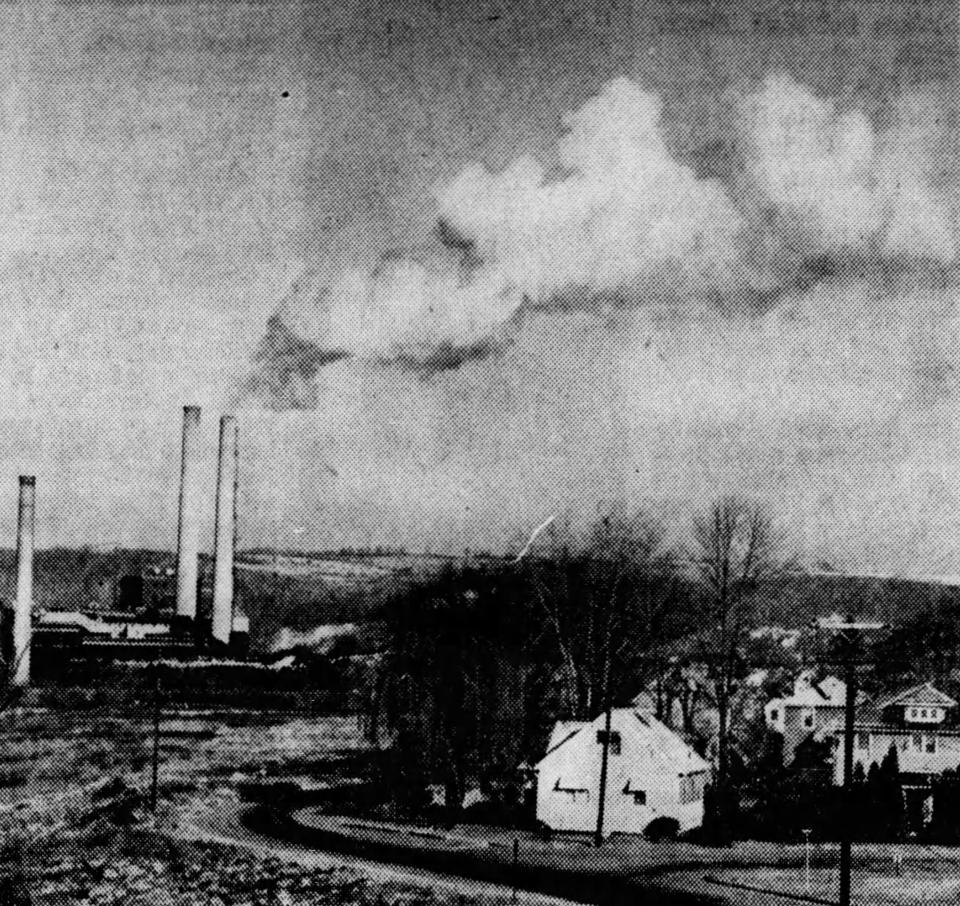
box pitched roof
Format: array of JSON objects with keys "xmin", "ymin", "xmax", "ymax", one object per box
[
  {"xmin": 779, "ymin": 672, "xmax": 847, "ymax": 708},
  {"xmin": 545, "ymin": 720, "xmax": 587, "ymax": 756},
  {"xmin": 537, "ymin": 709, "xmax": 709, "ymax": 774},
  {"xmin": 877, "ymin": 682, "xmax": 957, "ymax": 710},
  {"xmin": 632, "ymin": 711, "xmax": 710, "ymax": 773},
  {"xmin": 782, "ymin": 686, "xmax": 847, "ymax": 708}
]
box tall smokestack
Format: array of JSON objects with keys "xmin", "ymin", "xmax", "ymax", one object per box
[
  {"xmin": 175, "ymin": 405, "xmax": 202, "ymax": 620},
  {"xmin": 211, "ymin": 415, "xmax": 238, "ymax": 646},
  {"xmin": 12, "ymin": 476, "xmax": 34, "ymax": 687}
]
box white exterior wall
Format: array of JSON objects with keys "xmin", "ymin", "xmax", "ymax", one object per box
[
  {"xmin": 835, "ymin": 729, "xmax": 960, "ymax": 784},
  {"xmin": 677, "ymin": 789, "xmax": 705, "ymax": 832},
  {"xmin": 765, "ymin": 698, "xmax": 786, "ymax": 733},
  {"xmin": 535, "ymin": 710, "xmax": 707, "ymax": 835}
]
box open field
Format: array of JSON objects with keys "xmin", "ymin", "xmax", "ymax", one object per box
[{"xmin": 0, "ymin": 708, "xmax": 369, "ymax": 809}]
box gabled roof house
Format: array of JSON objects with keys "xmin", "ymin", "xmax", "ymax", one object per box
[
  {"xmin": 764, "ymin": 670, "xmax": 851, "ymax": 764},
  {"xmin": 534, "ymin": 708, "xmax": 709, "ymax": 836},
  {"xmin": 822, "ymin": 681, "xmax": 960, "ymax": 787}
]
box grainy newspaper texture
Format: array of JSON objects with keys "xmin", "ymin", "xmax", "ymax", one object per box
[{"xmin": 0, "ymin": 0, "xmax": 956, "ymax": 904}]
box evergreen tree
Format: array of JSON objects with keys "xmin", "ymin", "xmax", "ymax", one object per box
[
  {"xmin": 878, "ymin": 744, "xmax": 905, "ymax": 841},
  {"xmin": 850, "ymin": 761, "xmax": 871, "ymax": 841},
  {"xmin": 929, "ymin": 764, "xmax": 960, "ymax": 843}
]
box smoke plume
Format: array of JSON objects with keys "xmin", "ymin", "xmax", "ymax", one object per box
[
  {"xmin": 738, "ymin": 74, "xmax": 957, "ymax": 267},
  {"xmin": 248, "ymin": 73, "xmax": 958, "ymax": 405}
]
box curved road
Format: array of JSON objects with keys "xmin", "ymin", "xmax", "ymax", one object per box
[{"xmin": 174, "ymin": 797, "xmax": 579, "ymax": 906}]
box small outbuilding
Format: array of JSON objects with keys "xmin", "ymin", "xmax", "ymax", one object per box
[{"xmin": 534, "ymin": 708, "xmax": 709, "ymax": 837}]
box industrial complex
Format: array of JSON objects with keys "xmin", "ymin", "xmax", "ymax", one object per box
[{"xmin": 3, "ymin": 406, "xmax": 250, "ymax": 684}]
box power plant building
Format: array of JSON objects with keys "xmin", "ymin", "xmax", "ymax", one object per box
[{"xmin": 4, "ymin": 407, "xmax": 250, "ymax": 683}]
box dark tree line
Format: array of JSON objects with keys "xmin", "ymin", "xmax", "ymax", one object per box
[
  {"xmin": 852, "ymin": 746, "xmax": 906, "ymax": 842},
  {"xmin": 369, "ymin": 564, "xmax": 546, "ymax": 816},
  {"xmin": 742, "ymin": 739, "xmax": 905, "ymax": 843},
  {"xmin": 365, "ymin": 497, "xmax": 787, "ymax": 834}
]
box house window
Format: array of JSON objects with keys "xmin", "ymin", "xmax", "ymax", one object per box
[
  {"xmin": 802, "ymin": 709, "xmax": 815, "ymax": 729},
  {"xmin": 679, "ymin": 774, "xmax": 705, "ymax": 805},
  {"xmin": 694, "ymin": 773, "xmax": 705, "ymax": 800},
  {"xmin": 680, "ymin": 774, "xmax": 704, "ymax": 805},
  {"xmin": 910, "ymin": 708, "xmax": 918, "ymax": 719},
  {"xmin": 770, "ymin": 709, "xmax": 779, "ymax": 722},
  {"xmin": 554, "ymin": 779, "xmax": 590, "ymax": 800},
  {"xmin": 597, "ymin": 731, "xmax": 621, "ymax": 755},
  {"xmin": 856, "ymin": 732, "xmax": 870, "ymax": 750},
  {"xmin": 913, "ymin": 733, "xmax": 923, "ymax": 750},
  {"xmin": 633, "ymin": 790, "xmax": 647, "ymax": 805},
  {"xmin": 926, "ymin": 736, "xmax": 937, "ymax": 754},
  {"xmin": 922, "ymin": 709, "xmax": 928, "ymax": 718}
]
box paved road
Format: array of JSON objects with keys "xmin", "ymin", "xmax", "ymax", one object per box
[{"xmin": 173, "ymin": 796, "xmax": 580, "ymax": 905}]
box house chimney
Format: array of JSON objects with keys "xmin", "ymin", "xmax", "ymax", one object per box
[
  {"xmin": 175, "ymin": 406, "xmax": 202, "ymax": 620},
  {"xmin": 12, "ymin": 476, "xmax": 34, "ymax": 686},
  {"xmin": 211, "ymin": 415, "xmax": 238, "ymax": 646}
]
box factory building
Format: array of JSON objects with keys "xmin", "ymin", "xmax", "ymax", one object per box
[{"xmin": 4, "ymin": 407, "xmax": 250, "ymax": 684}]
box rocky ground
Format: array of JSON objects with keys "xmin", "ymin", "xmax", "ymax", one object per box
[
  {"xmin": 19, "ymin": 832, "xmax": 457, "ymax": 906},
  {"xmin": 7, "ymin": 797, "xmax": 552, "ymax": 906},
  {"xmin": 0, "ymin": 709, "xmax": 571, "ymax": 906}
]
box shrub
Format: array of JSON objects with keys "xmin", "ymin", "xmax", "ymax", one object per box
[{"xmin": 644, "ymin": 816, "xmax": 680, "ymax": 842}]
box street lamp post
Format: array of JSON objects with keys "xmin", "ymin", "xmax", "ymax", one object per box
[{"xmin": 801, "ymin": 828, "xmax": 812, "ymax": 893}]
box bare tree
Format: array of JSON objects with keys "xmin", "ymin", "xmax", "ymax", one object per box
[
  {"xmin": 523, "ymin": 510, "xmax": 677, "ymax": 719},
  {"xmin": 689, "ymin": 496, "xmax": 785, "ymax": 840}
]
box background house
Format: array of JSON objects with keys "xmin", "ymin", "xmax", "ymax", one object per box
[
  {"xmin": 534, "ymin": 707, "xmax": 709, "ymax": 836},
  {"xmin": 764, "ymin": 670, "xmax": 849, "ymax": 764},
  {"xmin": 823, "ymin": 682, "xmax": 960, "ymax": 830}
]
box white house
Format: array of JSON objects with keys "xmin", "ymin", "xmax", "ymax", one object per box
[
  {"xmin": 825, "ymin": 682, "xmax": 960, "ymax": 783},
  {"xmin": 819, "ymin": 681, "xmax": 960, "ymax": 831},
  {"xmin": 534, "ymin": 708, "xmax": 710, "ymax": 836},
  {"xmin": 764, "ymin": 670, "xmax": 850, "ymax": 764}
]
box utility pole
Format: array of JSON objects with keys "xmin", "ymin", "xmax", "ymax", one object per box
[
  {"xmin": 840, "ymin": 653, "xmax": 856, "ymax": 906},
  {"xmin": 150, "ymin": 663, "xmax": 162, "ymax": 813},
  {"xmin": 594, "ymin": 697, "xmax": 613, "ymax": 847},
  {"xmin": 814, "ymin": 615, "xmax": 886, "ymax": 906}
]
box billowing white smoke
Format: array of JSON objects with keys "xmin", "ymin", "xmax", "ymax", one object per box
[
  {"xmin": 739, "ymin": 74, "xmax": 956, "ymax": 264},
  {"xmin": 436, "ymin": 77, "xmax": 744, "ymax": 302},
  {"xmin": 258, "ymin": 73, "xmax": 957, "ymax": 388}
]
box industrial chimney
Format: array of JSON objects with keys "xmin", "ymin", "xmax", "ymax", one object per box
[
  {"xmin": 12, "ymin": 476, "xmax": 34, "ymax": 687},
  {"xmin": 175, "ymin": 405, "xmax": 202, "ymax": 622},
  {"xmin": 211, "ymin": 415, "xmax": 238, "ymax": 646}
]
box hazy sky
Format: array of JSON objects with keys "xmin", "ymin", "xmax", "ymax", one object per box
[{"xmin": 0, "ymin": 0, "xmax": 958, "ymax": 573}]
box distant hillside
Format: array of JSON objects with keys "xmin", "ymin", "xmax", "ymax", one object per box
[
  {"xmin": 0, "ymin": 548, "xmax": 457, "ymax": 651},
  {"xmin": 0, "ymin": 548, "xmax": 958, "ymax": 653}
]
